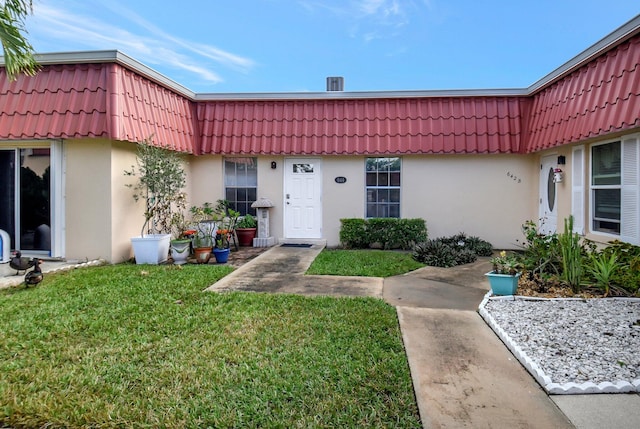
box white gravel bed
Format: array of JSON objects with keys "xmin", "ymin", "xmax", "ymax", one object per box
[{"xmin": 479, "ymin": 295, "xmax": 640, "ymax": 394}]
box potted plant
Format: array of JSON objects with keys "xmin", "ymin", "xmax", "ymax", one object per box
[
  {"xmin": 190, "ymin": 202, "xmax": 217, "ymax": 264},
  {"xmin": 169, "ymin": 195, "xmax": 192, "ymax": 265},
  {"xmin": 125, "ymin": 139, "xmax": 186, "ymax": 264},
  {"xmin": 211, "ymin": 200, "xmax": 240, "ymax": 262},
  {"xmin": 213, "ymin": 228, "xmax": 232, "ymax": 263},
  {"xmin": 485, "ymin": 251, "xmax": 523, "ymax": 295},
  {"xmin": 235, "ymin": 213, "xmax": 257, "ymax": 246}
]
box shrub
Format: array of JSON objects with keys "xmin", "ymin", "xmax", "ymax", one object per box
[
  {"xmin": 585, "ymin": 252, "xmax": 618, "ymax": 297},
  {"xmin": 412, "ymin": 240, "xmax": 460, "ymax": 267},
  {"xmin": 397, "ymin": 218, "xmax": 429, "ymax": 249},
  {"xmin": 439, "ymin": 233, "xmax": 493, "ymax": 257},
  {"xmin": 367, "ymin": 218, "xmax": 398, "ymax": 249},
  {"xmin": 463, "ymin": 236, "xmax": 494, "ymax": 257},
  {"xmin": 339, "ymin": 219, "xmax": 368, "ymax": 248},
  {"xmin": 517, "ymin": 220, "xmax": 561, "ymax": 276},
  {"xmin": 597, "ymin": 240, "xmax": 640, "ymax": 295},
  {"xmin": 557, "ymin": 216, "xmax": 584, "ymax": 293},
  {"xmin": 412, "ymin": 233, "xmax": 493, "ymax": 267},
  {"xmin": 339, "ymin": 218, "xmax": 427, "ymax": 250},
  {"xmin": 456, "ymin": 248, "xmax": 478, "ymax": 265},
  {"xmin": 518, "ymin": 220, "xmax": 640, "ymax": 296}
]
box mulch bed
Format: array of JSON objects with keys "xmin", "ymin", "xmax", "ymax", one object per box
[{"xmin": 516, "ymin": 272, "xmax": 634, "ymax": 299}]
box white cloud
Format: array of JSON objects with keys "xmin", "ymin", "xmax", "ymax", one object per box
[
  {"xmin": 25, "ymin": 1, "xmax": 255, "ymax": 85},
  {"xmin": 299, "ymin": 0, "xmax": 414, "ymax": 41}
]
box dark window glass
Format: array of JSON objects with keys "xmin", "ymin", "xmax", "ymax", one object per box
[
  {"xmin": 591, "ymin": 142, "xmax": 621, "ymax": 235},
  {"xmin": 224, "ymin": 158, "xmax": 257, "ymax": 216},
  {"xmin": 365, "ymin": 157, "xmax": 401, "ymax": 218}
]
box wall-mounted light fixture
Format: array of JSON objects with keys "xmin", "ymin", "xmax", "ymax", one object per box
[
  {"xmin": 271, "ymin": 161, "xmax": 277, "ymax": 169},
  {"xmin": 557, "ymin": 155, "xmax": 566, "ymax": 165}
]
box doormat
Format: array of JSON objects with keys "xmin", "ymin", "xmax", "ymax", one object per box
[{"xmin": 280, "ymin": 243, "xmax": 313, "ymax": 248}]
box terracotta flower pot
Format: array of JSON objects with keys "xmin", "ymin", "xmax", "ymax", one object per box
[
  {"xmin": 236, "ymin": 228, "xmax": 256, "ymax": 246},
  {"xmin": 193, "ymin": 246, "xmax": 212, "ymax": 264}
]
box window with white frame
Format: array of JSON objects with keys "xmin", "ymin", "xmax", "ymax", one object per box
[
  {"xmin": 589, "ymin": 136, "xmax": 640, "ymax": 244},
  {"xmin": 591, "ymin": 141, "xmax": 621, "ymax": 234},
  {"xmin": 366, "ymin": 157, "xmax": 401, "ymax": 218},
  {"xmin": 224, "ymin": 157, "xmax": 257, "ymax": 216}
]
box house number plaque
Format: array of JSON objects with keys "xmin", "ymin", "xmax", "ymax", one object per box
[{"xmin": 334, "ymin": 176, "xmax": 347, "ymax": 184}]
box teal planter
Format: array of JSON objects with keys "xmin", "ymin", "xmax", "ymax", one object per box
[
  {"xmin": 485, "ymin": 271, "xmax": 521, "ymax": 296},
  {"xmin": 213, "ymin": 247, "xmax": 230, "ymax": 263}
]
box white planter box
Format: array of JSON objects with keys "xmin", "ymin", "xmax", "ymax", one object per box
[{"xmin": 131, "ymin": 234, "xmax": 171, "ymax": 264}]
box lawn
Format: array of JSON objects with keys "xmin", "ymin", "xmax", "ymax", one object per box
[
  {"xmin": 307, "ymin": 249, "xmax": 425, "ymax": 277},
  {"xmin": 0, "ymin": 263, "xmax": 421, "ymax": 428}
]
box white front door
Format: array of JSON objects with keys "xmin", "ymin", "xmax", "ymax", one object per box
[
  {"xmin": 539, "ymin": 155, "xmax": 558, "ymax": 234},
  {"xmin": 284, "ymin": 158, "xmax": 322, "ymax": 239}
]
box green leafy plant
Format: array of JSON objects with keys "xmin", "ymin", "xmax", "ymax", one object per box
[
  {"xmin": 490, "ymin": 251, "xmax": 522, "ymax": 275},
  {"xmin": 460, "ymin": 235, "xmax": 494, "ymax": 257},
  {"xmin": 124, "ymin": 138, "xmax": 186, "ymax": 237},
  {"xmin": 412, "ymin": 239, "xmax": 460, "ymax": 267},
  {"xmin": 585, "ymin": 252, "xmax": 618, "ymax": 297},
  {"xmin": 456, "ymin": 248, "xmax": 479, "ymax": 265},
  {"xmin": 557, "ymin": 216, "xmax": 584, "ymax": 293},
  {"xmin": 339, "ymin": 218, "xmax": 427, "ymax": 250},
  {"xmin": 412, "ymin": 233, "xmax": 493, "ymax": 268},
  {"xmin": 438, "ymin": 233, "xmax": 493, "ymax": 257},
  {"xmin": 190, "ymin": 202, "xmax": 216, "ymax": 247},
  {"xmin": 596, "ymin": 240, "xmax": 640, "ymax": 296},
  {"xmin": 339, "ymin": 218, "xmax": 368, "ymax": 248},
  {"xmin": 190, "ymin": 199, "xmax": 240, "ymax": 248},
  {"xmin": 236, "ymin": 213, "xmax": 257, "ymax": 228},
  {"xmin": 517, "ymin": 220, "xmax": 561, "ymax": 276}
]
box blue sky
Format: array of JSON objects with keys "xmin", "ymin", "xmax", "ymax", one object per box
[{"xmin": 24, "ymin": 0, "xmax": 640, "ymax": 93}]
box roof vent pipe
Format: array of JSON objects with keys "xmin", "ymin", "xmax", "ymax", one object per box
[{"xmin": 326, "ymin": 76, "xmax": 344, "ymax": 91}]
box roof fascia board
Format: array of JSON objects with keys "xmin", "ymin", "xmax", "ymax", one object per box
[
  {"xmin": 527, "ymin": 14, "xmax": 640, "ymax": 94},
  {"xmin": 28, "ymin": 50, "xmax": 197, "ymax": 99},
  {"xmin": 194, "ymin": 88, "xmax": 528, "ymax": 101}
]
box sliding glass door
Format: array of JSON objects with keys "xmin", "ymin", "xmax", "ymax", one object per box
[{"xmin": 0, "ymin": 148, "xmax": 52, "ymax": 254}]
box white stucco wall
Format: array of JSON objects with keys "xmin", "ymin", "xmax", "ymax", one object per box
[
  {"xmin": 111, "ymin": 141, "xmax": 144, "ymax": 262},
  {"xmin": 185, "ymin": 153, "xmax": 538, "ymax": 250},
  {"xmin": 318, "ymin": 154, "xmax": 537, "ymax": 249},
  {"xmin": 402, "ymin": 154, "xmax": 536, "ymax": 249},
  {"xmin": 322, "ymin": 157, "xmax": 367, "ymax": 246},
  {"xmin": 62, "ymin": 148, "xmax": 542, "ymax": 261},
  {"xmin": 64, "ymin": 139, "xmax": 114, "ymax": 261}
]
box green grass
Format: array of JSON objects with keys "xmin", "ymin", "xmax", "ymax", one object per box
[
  {"xmin": 307, "ymin": 249, "xmax": 425, "ymax": 277},
  {"xmin": 0, "ymin": 264, "xmax": 420, "ymax": 428}
]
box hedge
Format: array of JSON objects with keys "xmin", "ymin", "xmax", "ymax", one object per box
[{"xmin": 340, "ymin": 218, "xmax": 427, "ymax": 250}]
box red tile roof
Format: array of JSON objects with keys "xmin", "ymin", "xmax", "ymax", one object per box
[
  {"xmin": 1, "ymin": 24, "xmax": 638, "ymax": 156},
  {"xmin": 0, "ymin": 63, "xmax": 109, "ymax": 140},
  {"xmin": 525, "ymin": 35, "xmax": 640, "ymax": 151},
  {"xmin": 114, "ymin": 66, "xmax": 195, "ymax": 153},
  {"xmin": 0, "ymin": 63, "xmax": 195, "ymax": 153},
  {"xmin": 197, "ymin": 96, "xmax": 527, "ymax": 155}
]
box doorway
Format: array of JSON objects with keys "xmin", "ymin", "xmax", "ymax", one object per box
[
  {"xmin": 539, "ymin": 155, "xmax": 558, "ymax": 234},
  {"xmin": 0, "ymin": 147, "xmax": 53, "ymax": 255},
  {"xmin": 284, "ymin": 158, "xmax": 322, "ymax": 239}
]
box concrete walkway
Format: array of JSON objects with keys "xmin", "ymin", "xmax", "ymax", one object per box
[
  {"xmin": 206, "ymin": 243, "xmax": 640, "ymax": 429},
  {"xmin": 0, "ymin": 258, "xmax": 104, "ymax": 289}
]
